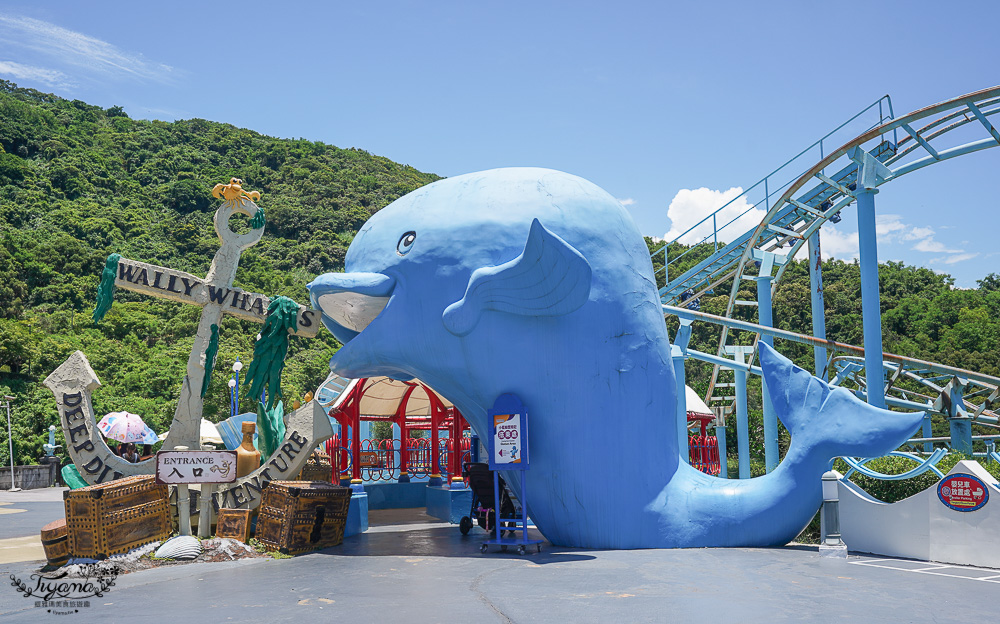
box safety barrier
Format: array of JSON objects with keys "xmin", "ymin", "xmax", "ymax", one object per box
[
  {"xmin": 689, "ymin": 435, "xmax": 721, "ymax": 475},
  {"xmin": 324, "ymin": 435, "xmax": 472, "ymax": 483}
]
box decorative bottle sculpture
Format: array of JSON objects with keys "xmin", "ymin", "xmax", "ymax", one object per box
[{"xmin": 236, "ymin": 421, "xmax": 261, "ymax": 478}]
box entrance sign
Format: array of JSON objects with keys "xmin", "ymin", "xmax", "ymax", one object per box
[
  {"xmin": 938, "ymin": 473, "xmax": 989, "ymax": 512},
  {"xmin": 156, "ymin": 450, "xmax": 238, "ymax": 484}
]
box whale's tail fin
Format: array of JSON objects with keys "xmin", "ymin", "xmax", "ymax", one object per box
[{"xmin": 759, "ymin": 343, "xmax": 923, "ymax": 459}]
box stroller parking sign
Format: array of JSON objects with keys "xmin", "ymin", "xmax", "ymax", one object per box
[
  {"xmin": 493, "ymin": 413, "xmax": 523, "ymax": 465},
  {"xmin": 488, "ymin": 394, "xmax": 529, "ymax": 471}
]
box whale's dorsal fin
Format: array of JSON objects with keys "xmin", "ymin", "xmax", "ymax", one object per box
[{"xmin": 442, "ymin": 219, "xmax": 592, "ymax": 337}]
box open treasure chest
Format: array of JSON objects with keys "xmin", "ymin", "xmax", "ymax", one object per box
[{"xmin": 254, "ymin": 480, "xmax": 351, "ymax": 555}]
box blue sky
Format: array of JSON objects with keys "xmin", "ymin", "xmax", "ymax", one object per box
[{"xmin": 0, "ymin": 1, "xmax": 997, "ymax": 287}]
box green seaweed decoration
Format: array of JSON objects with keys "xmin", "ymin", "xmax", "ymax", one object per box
[
  {"xmin": 61, "ymin": 464, "xmax": 89, "ymax": 490},
  {"xmin": 200, "ymin": 324, "xmax": 220, "ymax": 398},
  {"xmin": 92, "ymin": 253, "xmax": 121, "ymax": 323},
  {"xmin": 255, "ymin": 399, "xmax": 285, "ymax": 463},
  {"xmin": 250, "ymin": 207, "xmax": 266, "ymax": 229},
  {"xmin": 244, "ymin": 295, "xmax": 298, "ymax": 409}
]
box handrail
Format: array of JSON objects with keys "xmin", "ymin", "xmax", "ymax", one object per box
[
  {"xmin": 651, "ymin": 95, "xmax": 894, "ymax": 277},
  {"xmin": 841, "ymin": 449, "xmax": 947, "ymax": 481}
]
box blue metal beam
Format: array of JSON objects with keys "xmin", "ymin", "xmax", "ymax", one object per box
[
  {"xmin": 662, "ymin": 311, "xmax": 1000, "ymax": 389},
  {"xmin": 890, "ymin": 137, "xmax": 998, "ymax": 178}
]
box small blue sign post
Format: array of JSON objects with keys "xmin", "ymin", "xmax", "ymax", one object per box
[{"xmin": 482, "ymin": 393, "xmax": 542, "ymax": 554}]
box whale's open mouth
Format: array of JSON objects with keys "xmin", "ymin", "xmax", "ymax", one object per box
[
  {"xmin": 307, "ymin": 272, "xmax": 396, "ymax": 344},
  {"xmin": 316, "ymin": 291, "xmax": 389, "ymax": 333}
]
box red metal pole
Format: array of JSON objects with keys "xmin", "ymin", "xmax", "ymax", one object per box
[
  {"xmin": 396, "ymin": 384, "xmax": 417, "ymax": 483},
  {"xmin": 451, "ymin": 409, "xmax": 465, "ymax": 483},
  {"xmin": 425, "ymin": 385, "xmax": 443, "ymax": 486},
  {"xmin": 351, "ymin": 386, "xmax": 362, "ymax": 485}
]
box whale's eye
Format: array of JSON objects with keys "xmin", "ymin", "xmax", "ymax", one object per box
[{"xmin": 396, "ymin": 231, "xmax": 416, "ymax": 256}]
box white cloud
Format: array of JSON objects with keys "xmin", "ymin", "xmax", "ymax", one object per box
[
  {"xmin": 0, "ymin": 59, "xmax": 69, "ymax": 86},
  {"xmin": 913, "ymin": 238, "xmax": 961, "ymax": 254},
  {"xmin": 663, "ymin": 187, "xmax": 765, "ymax": 245},
  {"xmin": 821, "ymin": 213, "xmax": 974, "ymax": 265},
  {"xmin": 937, "ymin": 252, "xmax": 979, "ymax": 265},
  {"xmin": 875, "ymin": 213, "xmax": 907, "ymax": 239},
  {"xmin": 820, "ymin": 225, "xmax": 860, "ymax": 260},
  {"xmin": 903, "ymin": 226, "xmax": 934, "ymax": 241},
  {"xmin": 0, "ymin": 15, "xmax": 177, "ymax": 84},
  {"xmin": 617, "ymin": 197, "xmax": 636, "ymax": 206}
]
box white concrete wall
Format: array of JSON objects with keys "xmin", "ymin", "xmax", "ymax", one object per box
[{"xmin": 839, "ymin": 460, "xmax": 1000, "ymax": 568}]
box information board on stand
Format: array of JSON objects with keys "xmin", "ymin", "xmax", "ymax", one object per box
[
  {"xmin": 483, "ymin": 393, "xmax": 541, "ymax": 554},
  {"xmin": 490, "ymin": 411, "xmax": 528, "ymax": 470}
]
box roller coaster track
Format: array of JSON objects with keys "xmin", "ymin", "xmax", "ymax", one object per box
[{"xmin": 655, "ymin": 86, "xmax": 1000, "ymax": 422}]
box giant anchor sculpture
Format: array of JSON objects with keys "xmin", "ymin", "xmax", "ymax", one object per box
[
  {"xmin": 308, "ymin": 167, "xmax": 924, "ymax": 548},
  {"xmin": 44, "ymin": 180, "xmax": 333, "ymax": 511}
]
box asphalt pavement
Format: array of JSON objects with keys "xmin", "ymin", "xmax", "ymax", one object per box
[
  {"xmin": 0, "ymin": 487, "xmax": 67, "ymax": 565},
  {"xmin": 1, "ymin": 503, "xmax": 998, "ymax": 623}
]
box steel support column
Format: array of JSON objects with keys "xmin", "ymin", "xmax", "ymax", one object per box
[
  {"xmin": 715, "ymin": 423, "xmax": 728, "ymax": 479},
  {"xmin": 755, "ymin": 274, "xmax": 778, "ymax": 473},
  {"xmin": 808, "ymin": 231, "xmax": 828, "ymax": 379},
  {"xmin": 950, "ymin": 418, "xmax": 973, "ymax": 455},
  {"xmin": 735, "ymin": 367, "xmax": 750, "ymax": 479},
  {"xmin": 856, "ymin": 188, "xmax": 886, "ymax": 408},
  {"xmin": 923, "ymin": 415, "xmax": 932, "ymax": 454},
  {"xmin": 672, "ymin": 345, "xmax": 689, "ymax": 464},
  {"xmin": 724, "ymin": 345, "xmax": 754, "ymax": 479}
]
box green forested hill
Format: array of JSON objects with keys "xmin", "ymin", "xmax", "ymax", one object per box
[
  {"xmin": 0, "ymin": 80, "xmax": 440, "ymax": 464},
  {"xmin": 1, "ymin": 79, "xmax": 998, "ymax": 470}
]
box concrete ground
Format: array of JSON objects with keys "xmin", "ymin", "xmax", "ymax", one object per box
[
  {"xmin": 2, "ymin": 496, "xmax": 998, "ymax": 622},
  {"xmin": 0, "ymin": 487, "xmax": 66, "ymax": 565}
]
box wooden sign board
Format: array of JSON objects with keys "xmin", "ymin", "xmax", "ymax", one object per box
[
  {"xmin": 156, "ymin": 450, "xmax": 238, "ymax": 484},
  {"xmin": 114, "ymin": 257, "xmax": 320, "ymax": 337}
]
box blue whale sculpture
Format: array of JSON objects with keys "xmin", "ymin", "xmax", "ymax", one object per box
[{"xmin": 308, "ymin": 167, "xmax": 922, "ymax": 548}]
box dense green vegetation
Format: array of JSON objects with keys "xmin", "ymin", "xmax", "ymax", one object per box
[
  {"xmin": 0, "ymin": 80, "xmax": 440, "ymax": 465},
  {"xmin": 1, "ymin": 76, "xmax": 998, "ymax": 508}
]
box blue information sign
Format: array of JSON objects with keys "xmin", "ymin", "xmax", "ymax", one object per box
[{"xmin": 488, "ymin": 393, "xmax": 529, "ymax": 471}]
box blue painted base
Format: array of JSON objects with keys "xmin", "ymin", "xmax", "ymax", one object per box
[
  {"xmin": 365, "ymin": 481, "xmax": 428, "ymax": 510},
  {"xmin": 345, "ymin": 492, "xmax": 368, "ymax": 538},
  {"xmin": 426, "ymin": 485, "xmax": 472, "ymax": 525}
]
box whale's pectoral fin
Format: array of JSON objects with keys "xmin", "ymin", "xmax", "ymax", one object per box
[
  {"xmin": 443, "ymin": 218, "xmax": 593, "ymax": 337},
  {"xmin": 759, "ymin": 342, "xmax": 923, "ymax": 458}
]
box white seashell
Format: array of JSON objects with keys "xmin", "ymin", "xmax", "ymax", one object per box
[{"xmin": 154, "ymin": 536, "xmax": 203, "ymax": 560}]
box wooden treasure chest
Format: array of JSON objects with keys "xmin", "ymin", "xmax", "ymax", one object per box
[
  {"xmin": 63, "ymin": 475, "xmax": 171, "ymax": 559},
  {"xmin": 255, "ymin": 481, "xmax": 351, "ymax": 554},
  {"xmin": 297, "ymin": 449, "xmax": 333, "ymax": 483},
  {"xmin": 215, "ymin": 508, "xmax": 253, "ymax": 543}
]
